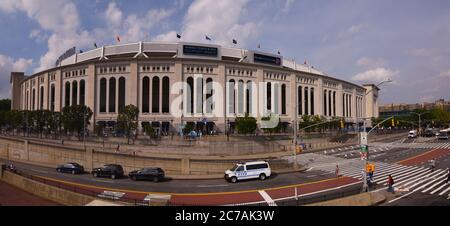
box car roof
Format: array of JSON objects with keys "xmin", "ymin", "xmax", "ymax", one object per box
[{"xmin": 241, "ymin": 161, "xmax": 268, "ymax": 165}]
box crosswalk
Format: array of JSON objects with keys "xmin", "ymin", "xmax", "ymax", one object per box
[
  {"xmin": 371, "ymin": 142, "xmax": 450, "ymax": 149},
  {"xmin": 318, "ymin": 160, "xmax": 450, "ymax": 198},
  {"xmin": 321, "ymin": 145, "xmax": 392, "ymax": 159}
]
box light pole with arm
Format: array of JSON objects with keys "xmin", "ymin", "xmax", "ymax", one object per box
[
  {"xmin": 410, "ymin": 111, "xmax": 429, "ymax": 136},
  {"xmin": 360, "ymin": 78, "xmax": 392, "ymax": 192}
]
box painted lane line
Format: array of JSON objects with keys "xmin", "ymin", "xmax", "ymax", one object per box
[
  {"xmin": 409, "ymin": 170, "xmax": 447, "ymax": 191},
  {"xmin": 373, "ymin": 166, "xmax": 421, "ymax": 182},
  {"xmin": 387, "ymin": 170, "xmax": 433, "ymax": 187},
  {"xmin": 388, "ymin": 190, "xmax": 417, "ymax": 204},
  {"xmin": 438, "ymin": 185, "xmax": 450, "ymax": 196},
  {"xmin": 430, "ymin": 182, "xmax": 448, "ymax": 194},
  {"xmin": 197, "ymin": 184, "xmax": 229, "ymax": 188},
  {"xmin": 258, "ymin": 190, "xmax": 277, "ymax": 206}
]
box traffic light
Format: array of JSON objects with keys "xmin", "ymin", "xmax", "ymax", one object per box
[
  {"xmin": 397, "ymin": 120, "xmax": 399, "ymax": 126},
  {"xmin": 340, "ymin": 119, "xmax": 344, "ymax": 129},
  {"xmin": 391, "ymin": 118, "xmax": 395, "ymax": 127}
]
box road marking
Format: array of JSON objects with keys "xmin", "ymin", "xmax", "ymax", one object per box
[
  {"xmin": 197, "ymin": 184, "xmax": 229, "ymax": 188},
  {"xmin": 258, "ymin": 190, "xmax": 277, "ymax": 206},
  {"xmin": 388, "ymin": 190, "xmax": 416, "ymax": 204},
  {"xmin": 408, "ymin": 170, "xmax": 447, "ymax": 190},
  {"xmin": 306, "ymin": 175, "xmax": 317, "ymax": 178},
  {"xmin": 430, "ymin": 183, "xmax": 447, "ymax": 194},
  {"xmin": 92, "ymin": 179, "xmax": 115, "ymax": 183}
]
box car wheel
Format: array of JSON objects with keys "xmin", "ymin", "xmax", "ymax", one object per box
[
  {"xmin": 111, "ymin": 174, "xmax": 116, "ymax": 179},
  {"xmin": 93, "ymin": 173, "xmax": 98, "ymax": 177},
  {"xmin": 153, "ymin": 177, "xmax": 159, "ymax": 182},
  {"xmin": 231, "ymin": 177, "xmax": 237, "ymax": 183},
  {"xmin": 259, "ymin": 174, "xmax": 266, "ymax": 181},
  {"xmin": 72, "ymin": 170, "xmax": 76, "ymax": 175}
]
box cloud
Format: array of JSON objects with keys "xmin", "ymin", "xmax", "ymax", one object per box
[
  {"xmin": 409, "ymin": 48, "xmax": 433, "ymax": 57},
  {"xmin": 165, "ymin": 0, "xmax": 259, "ymax": 46},
  {"xmin": 338, "ymin": 23, "xmax": 367, "ymax": 39},
  {"xmin": 437, "ymin": 70, "xmax": 450, "ymax": 78},
  {"xmin": 0, "ymin": 54, "xmax": 33, "ymax": 98},
  {"xmin": 352, "ymin": 67, "xmax": 399, "ymax": 83},
  {"xmin": 356, "ymin": 57, "xmax": 387, "ymax": 68},
  {"xmin": 104, "ymin": 2, "xmax": 123, "ymax": 28},
  {"xmin": 282, "ymin": 0, "xmax": 295, "ymax": 13}
]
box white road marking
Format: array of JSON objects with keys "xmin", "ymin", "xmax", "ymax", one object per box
[
  {"xmin": 438, "ymin": 185, "xmax": 450, "ymax": 196},
  {"xmin": 258, "ymin": 190, "xmax": 277, "ymax": 206},
  {"xmin": 388, "ymin": 190, "xmax": 417, "ymax": 204},
  {"xmin": 197, "ymin": 184, "xmax": 229, "ymax": 188}
]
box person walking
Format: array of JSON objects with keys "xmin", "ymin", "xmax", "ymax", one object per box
[
  {"xmin": 335, "ymin": 164, "xmax": 339, "ymax": 178},
  {"xmin": 387, "ymin": 174, "xmax": 395, "ymax": 193},
  {"xmin": 429, "ymin": 159, "xmax": 436, "ymax": 172}
]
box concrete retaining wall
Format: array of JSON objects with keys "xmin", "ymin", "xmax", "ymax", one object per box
[
  {"xmin": 0, "ymin": 170, "xmax": 94, "ymax": 206},
  {"xmin": 306, "ymin": 192, "xmax": 386, "ymax": 206}
]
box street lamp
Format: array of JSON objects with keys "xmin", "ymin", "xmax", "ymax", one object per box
[
  {"xmin": 360, "ymin": 78, "xmax": 392, "ymax": 192},
  {"xmin": 410, "ymin": 111, "xmax": 429, "ymax": 136}
]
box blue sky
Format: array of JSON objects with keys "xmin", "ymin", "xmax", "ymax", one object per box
[{"xmin": 1, "ymin": 0, "xmax": 450, "ymax": 105}]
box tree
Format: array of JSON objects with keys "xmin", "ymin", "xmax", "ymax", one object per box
[
  {"xmin": 116, "ymin": 104, "xmax": 139, "ymax": 144},
  {"xmin": 0, "ymin": 99, "xmax": 11, "ymax": 111},
  {"xmin": 62, "ymin": 105, "xmax": 93, "ymax": 139},
  {"xmin": 235, "ymin": 113, "xmax": 257, "ymax": 134},
  {"xmin": 182, "ymin": 122, "xmax": 195, "ymax": 135},
  {"xmin": 4, "ymin": 110, "xmax": 22, "ymax": 135}
]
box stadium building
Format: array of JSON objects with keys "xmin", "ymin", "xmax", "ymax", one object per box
[{"xmin": 10, "ymin": 41, "xmax": 380, "ymax": 134}]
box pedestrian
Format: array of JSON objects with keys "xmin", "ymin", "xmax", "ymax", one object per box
[
  {"xmin": 430, "ymin": 159, "xmax": 436, "ymax": 172},
  {"xmin": 335, "ymin": 164, "xmax": 339, "ymax": 178},
  {"xmin": 387, "ymin": 174, "xmax": 395, "ymax": 193}
]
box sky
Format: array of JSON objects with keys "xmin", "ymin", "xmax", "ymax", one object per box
[{"xmin": 0, "ymin": 0, "xmax": 450, "ymax": 105}]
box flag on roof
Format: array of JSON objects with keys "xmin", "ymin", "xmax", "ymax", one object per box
[
  {"xmin": 79, "ymin": 50, "xmax": 83, "ymax": 53},
  {"xmin": 257, "ymin": 43, "xmax": 261, "ymax": 48},
  {"xmin": 117, "ymin": 35, "xmax": 121, "ymax": 42},
  {"xmin": 205, "ymin": 35, "xmax": 211, "ymax": 41},
  {"xmin": 94, "ymin": 43, "xmax": 97, "ymax": 48},
  {"xmin": 304, "ymin": 60, "xmax": 307, "ymax": 65},
  {"xmin": 232, "ymin": 39, "xmax": 237, "ymax": 44},
  {"xmin": 277, "ymin": 50, "xmax": 281, "ymax": 55},
  {"xmin": 176, "ymin": 33, "xmax": 181, "ymax": 39}
]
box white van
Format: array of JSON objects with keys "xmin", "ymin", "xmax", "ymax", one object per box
[
  {"xmin": 408, "ymin": 130, "xmax": 417, "ymax": 138},
  {"xmin": 224, "ymin": 161, "xmax": 271, "ymax": 183}
]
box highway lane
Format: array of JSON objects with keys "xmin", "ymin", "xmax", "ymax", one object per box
[{"xmin": 0, "ymin": 158, "xmax": 337, "ymax": 194}]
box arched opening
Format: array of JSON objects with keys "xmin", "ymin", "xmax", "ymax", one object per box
[
  {"xmin": 267, "ymin": 82, "xmax": 271, "ymax": 111},
  {"xmin": 99, "ymin": 78, "xmax": 107, "ymax": 113},
  {"xmin": 65, "ymin": 82, "xmax": 70, "ymax": 107},
  {"xmin": 162, "ymin": 77, "xmax": 170, "ymax": 113},
  {"xmin": 142, "ymin": 77, "xmax": 150, "ymax": 113},
  {"xmin": 50, "ymin": 84, "xmax": 55, "ymax": 111},
  {"xmin": 187, "ymin": 77, "xmax": 194, "ymax": 114},
  {"xmin": 323, "ymin": 90, "xmax": 327, "ymax": 116},
  {"xmin": 109, "ymin": 78, "xmax": 116, "ymax": 113},
  {"xmin": 32, "ymin": 89, "xmax": 35, "ymax": 110},
  {"xmin": 72, "ymin": 81, "xmax": 78, "ymax": 106},
  {"xmin": 281, "ymin": 84, "xmax": 286, "ymax": 115},
  {"xmin": 80, "ymin": 80, "xmax": 85, "ymax": 106},
  {"xmin": 40, "ymin": 86, "xmax": 44, "ymax": 110},
  {"xmin": 328, "ymin": 90, "xmax": 332, "ymax": 116},
  {"xmin": 310, "ymin": 87, "xmax": 314, "ymax": 115},
  {"xmin": 206, "ymin": 78, "xmax": 213, "ymax": 114},
  {"xmin": 298, "ymin": 86, "xmax": 302, "ymax": 115},
  {"xmin": 118, "ymin": 77, "xmax": 125, "ymax": 112},
  {"xmin": 304, "ymin": 87, "xmax": 309, "ymax": 115},
  {"xmin": 246, "ymin": 81, "xmax": 252, "ymax": 114}
]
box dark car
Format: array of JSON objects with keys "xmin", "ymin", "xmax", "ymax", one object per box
[
  {"xmin": 92, "ymin": 164, "xmax": 124, "ymax": 179},
  {"xmin": 129, "ymin": 167, "xmax": 165, "ymax": 182},
  {"xmin": 56, "ymin": 162, "xmax": 84, "ymax": 174},
  {"xmin": 424, "ymin": 129, "xmax": 434, "ymax": 137}
]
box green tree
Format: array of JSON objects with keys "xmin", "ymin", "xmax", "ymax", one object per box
[
  {"xmin": 62, "ymin": 105, "xmax": 93, "ymax": 139},
  {"xmin": 4, "ymin": 110, "xmax": 22, "ymax": 135},
  {"xmin": 235, "ymin": 113, "xmax": 257, "ymax": 134},
  {"xmin": 116, "ymin": 104, "xmax": 139, "ymax": 144},
  {"xmin": 0, "ymin": 99, "xmax": 11, "ymax": 111},
  {"xmin": 182, "ymin": 122, "xmax": 195, "ymax": 135}
]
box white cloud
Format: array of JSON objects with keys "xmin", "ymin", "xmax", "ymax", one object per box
[
  {"xmin": 437, "ymin": 70, "xmax": 450, "ymax": 78},
  {"xmin": 169, "ymin": 0, "xmax": 259, "ymax": 46},
  {"xmin": 409, "ymin": 48, "xmax": 433, "ymax": 57},
  {"xmin": 105, "ymin": 2, "xmax": 123, "ymax": 28},
  {"xmin": 339, "ymin": 23, "xmax": 367, "ymax": 39},
  {"xmin": 356, "ymin": 57, "xmax": 387, "ymax": 68},
  {"xmin": 0, "ymin": 54, "xmax": 33, "ymax": 98},
  {"xmin": 352, "ymin": 67, "xmax": 399, "ymax": 83},
  {"xmin": 282, "ymin": 0, "xmax": 295, "ymax": 13}
]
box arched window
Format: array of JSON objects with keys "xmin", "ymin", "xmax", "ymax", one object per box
[
  {"xmin": 323, "ymin": 90, "xmax": 327, "ymax": 116},
  {"xmin": 26, "ymin": 91, "xmax": 29, "ymax": 110},
  {"xmin": 40, "ymin": 86, "xmax": 44, "ymax": 109},
  {"xmin": 246, "ymin": 81, "xmax": 252, "ymax": 114},
  {"xmin": 142, "ymin": 77, "xmax": 150, "ymax": 113},
  {"xmin": 342, "ymin": 94, "xmax": 346, "ymax": 117},
  {"xmin": 267, "ymin": 82, "xmax": 271, "ymax": 111},
  {"xmin": 304, "ymin": 87, "xmax": 309, "ymax": 115},
  {"xmin": 206, "ymin": 78, "xmax": 213, "ymax": 114},
  {"xmin": 328, "ymin": 90, "xmax": 332, "ymax": 116},
  {"xmin": 162, "ymin": 77, "xmax": 170, "ymax": 113},
  {"xmin": 152, "ymin": 77, "xmax": 160, "ymax": 113},
  {"xmin": 228, "ymin": 79, "xmax": 235, "ymax": 114},
  {"xmin": 50, "ymin": 84, "xmax": 55, "ymax": 111},
  {"xmin": 298, "ymin": 86, "xmax": 302, "ymax": 115},
  {"xmin": 196, "ymin": 77, "xmax": 203, "ymax": 114},
  {"xmin": 238, "ymin": 80, "xmax": 244, "ymax": 114},
  {"xmin": 310, "ymin": 87, "xmax": 315, "ymax": 115},
  {"xmin": 118, "ymin": 77, "xmax": 125, "ymax": 112},
  {"xmin": 281, "ymin": 84, "xmax": 286, "ymax": 115},
  {"xmin": 32, "ymin": 89, "xmax": 35, "ymax": 110},
  {"xmin": 333, "ymin": 91, "xmax": 336, "ymax": 116},
  {"xmin": 72, "ymin": 81, "xmax": 78, "ymax": 106},
  {"xmin": 65, "ymin": 82, "xmax": 70, "ymax": 107},
  {"xmin": 187, "ymin": 77, "xmax": 194, "ymax": 114},
  {"xmin": 80, "ymin": 80, "xmax": 85, "ymax": 106},
  {"xmin": 109, "ymin": 78, "xmax": 116, "ymax": 113},
  {"xmin": 100, "ymin": 78, "xmax": 107, "ymax": 113}
]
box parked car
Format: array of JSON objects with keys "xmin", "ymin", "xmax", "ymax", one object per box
[
  {"xmin": 408, "ymin": 130, "xmax": 417, "ymax": 138},
  {"xmin": 128, "ymin": 167, "xmax": 165, "ymax": 182},
  {"xmin": 437, "ymin": 131, "xmax": 449, "ymax": 140},
  {"xmin": 56, "ymin": 162, "xmax": 84, "ymax": 174},
  {"xmin": 224, "ymin": 161, "xmax": 271, "ymax": 183},
  {"xmin": 92, "ymin": 164, "xmax": 124, "ymax": 179},
  {"xmin": 424, "ymin": 129, "xmax": 434, "ymax": 137}
]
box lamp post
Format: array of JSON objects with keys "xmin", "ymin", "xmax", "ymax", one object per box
[
  {"xmin": 360, "ymin": 78, "xmax": 392, "ymax": 192},
  {"xmin": 410, "ymin": 111, "xmax": 429, "ymax": 137}
]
